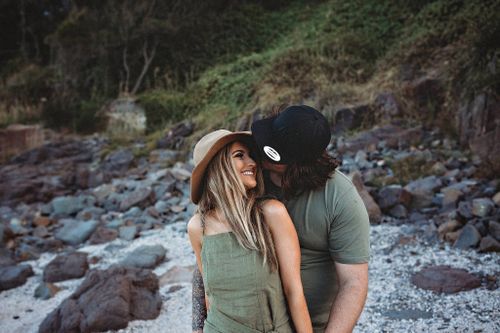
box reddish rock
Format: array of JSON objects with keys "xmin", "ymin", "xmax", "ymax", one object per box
[
  {"xmin": 479, "ymin": 236, "xmax": 500, "ymax": 253},
  {"xmin": 88, "ymin": 227, "xmax": 118, "ymax": 245},
  {"xmin": 43, "ymin": 252, "xmax": 89, "ymax": 283},
  {"xmin": 33, "ymin": 216, "xmax": 54, "ymax": 228},
  {"xmin": 350, "ymin": 171, "xmax": 382, "ymax": 224},
  {"xmin": 411, "ymin": 265, "xmax": 481, "ymax": 293},
  {"xmin": 39, "ymin": 266, "xmax": 162, "ymax": 333}
]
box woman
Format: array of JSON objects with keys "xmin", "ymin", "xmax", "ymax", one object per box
[{"xmin": 188, "ymin": 129, "xmax": 312, "ymax": 333}]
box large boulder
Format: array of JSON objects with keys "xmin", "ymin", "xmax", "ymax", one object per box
[
  {"xmin": 39, "ymin": 266, "xmax": 162, "ymax": 333},
  {"xmin": 104, "ymin": 97, "xmax": 146, "ymax": 137}
]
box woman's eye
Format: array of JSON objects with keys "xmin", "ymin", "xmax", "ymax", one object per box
[{"xmin": 234, "ymin": 153, "xmax": 244, "ymax": 158}]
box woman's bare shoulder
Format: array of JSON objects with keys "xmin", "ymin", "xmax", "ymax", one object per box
[{"xmin": 187, "ymin": 214, "xmax": 203, "ymax": 235}]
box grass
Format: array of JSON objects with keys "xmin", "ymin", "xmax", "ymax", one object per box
[{"xmin": 2, "ymin": 0, "xmax": 498, "ymax": 146}]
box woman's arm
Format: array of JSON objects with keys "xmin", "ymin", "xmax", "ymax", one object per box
[
  {"xmin": 262, "ymin": 200, "xmax": 312, "ymax": 333},
  {"xmin": 188, "ymin": 215, "xmax": 207, "ymax": 333},
  {"xmin": 187, "ymin": 214, "xmax": 204, "ymax": 275}
]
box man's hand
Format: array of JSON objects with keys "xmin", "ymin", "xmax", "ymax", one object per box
[{"xmin": 325, "ymin": 262, "xmax": 368, "ymax": 333}]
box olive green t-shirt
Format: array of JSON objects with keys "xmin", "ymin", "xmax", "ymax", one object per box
[{"xmin": 285, "ymin": 169, "xmax": 370, "ymax": 332}]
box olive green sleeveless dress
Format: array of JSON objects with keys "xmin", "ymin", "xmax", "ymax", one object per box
[{"xmin": 201, "ymin": 232, "xmax": 293, "ymax": 333}]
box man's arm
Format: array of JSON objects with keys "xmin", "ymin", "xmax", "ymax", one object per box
[
  {"xmin": 325, "ymin": 262, "xmax": 368, "ymax": 333},
  {"xmin": 192, "ymin": 267, "xmax": 207, "ymax": 332}
]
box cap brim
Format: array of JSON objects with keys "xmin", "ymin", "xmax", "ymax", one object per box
[{"xmin": 190, "ymin": 131, "xmax": 252, "ymax": 204}]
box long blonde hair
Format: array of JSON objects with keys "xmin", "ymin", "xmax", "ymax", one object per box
[{"xmin": 197, "ymin": 142, "xmax": 278, "ymax": 271}]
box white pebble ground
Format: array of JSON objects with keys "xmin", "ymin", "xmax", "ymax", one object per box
[{"xmin": 0, "ymin": 223, "xmax": 498, "ymax": 333}]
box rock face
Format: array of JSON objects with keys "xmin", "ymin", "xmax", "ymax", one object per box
[
  {"xmin": 411, "ymin": 265, "xmax": 481, "ymax": 293},
  {"xmin": 39, "ymin": 266, "xmax": 162, "ymax": 333},
  {"xmin": 43, "ymin": 252, "xmax": 89, "ymax": 282},
  {"xmin": 0, "ymin": 124, "xmax": 44, "ymax": 163},
  {"xmin": 457, "ymin": 92, "xmax": 500, "ymax": 173}
]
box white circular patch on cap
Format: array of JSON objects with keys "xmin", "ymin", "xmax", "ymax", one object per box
[{"xmin": 263, "ymin": 146, "xmax": 281, "ymax": 162}]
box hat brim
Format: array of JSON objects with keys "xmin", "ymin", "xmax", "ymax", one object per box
[{"xmin": 190, "ymin": 131, "xmax": 252, "ymax": 204}]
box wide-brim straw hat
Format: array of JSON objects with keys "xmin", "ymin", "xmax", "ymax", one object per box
[{"xmin": 190, "ymin": 129, "xmax": 252, "ymax": 204}]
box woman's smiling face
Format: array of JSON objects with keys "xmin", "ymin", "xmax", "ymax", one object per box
[{"xmin": 230, "ymin": 141, "xmax": 257, "ymax": 190}]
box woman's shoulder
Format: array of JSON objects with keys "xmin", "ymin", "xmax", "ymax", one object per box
[
  {"xmin": 261, "ymin": 199, "xmax": 287, "ymax": 218},
  {"xmin": 187, "ymin": 213, "xmax": 203, "ymax": 235}
]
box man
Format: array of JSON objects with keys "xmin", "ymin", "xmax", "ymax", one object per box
[{"xmin": 192, "ymin": 105, "xmax": 370, "ymax": 333}]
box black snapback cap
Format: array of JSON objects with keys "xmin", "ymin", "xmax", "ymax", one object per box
[{"xmin": 251, "ymin": 105, "xmax": 331, "ymax": 164}]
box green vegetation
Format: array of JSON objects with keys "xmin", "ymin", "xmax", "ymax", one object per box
[{"xmin": 0, "ymin": 0, "xmax": 498, "ymax": 138}]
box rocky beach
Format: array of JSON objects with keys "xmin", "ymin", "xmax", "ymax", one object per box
[{"xmin": 0, "ymin": 122, "xmax": 499, "ymax": 333}]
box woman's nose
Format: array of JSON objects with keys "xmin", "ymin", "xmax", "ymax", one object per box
[{"xmin": 246, "ymin": 155, "xmax": 256, "ymax": 166}]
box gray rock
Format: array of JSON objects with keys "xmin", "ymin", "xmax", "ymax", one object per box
[
  {"xmin": 119, "ymin": 226, "xmax": 138, "ymax": 241},
  {"xmin": 120, "ymin": 187, "xmax": 154, "ymax": 212},
  {"xmin": 123, "ymin": 206, "xmax": 143, "ymax": 218},
  {"xmin": 15, "ymin": 242, "xmax": 41, "ymax": 261},
  {"xmin": 34, "ymin": 282, "xmax": 61, "ymax": 300},
  {"xmin": 405, "ymin": 176, "xmax": 442, "ymax": 209},
  {"xmin": 377, "ymin": 185, "xmax": 412, "ymax": 211},
  {"xmin": 493, "ymin": 192, "xmax": 500, "ymax": 206},
  {"xmin": 121, "ymin": 245, "xmax": 166, "ymax": 269},
  {"xmin": 457, "ymin": 201, "xmax": 474, "ymax": 220},
  {"xmin": 471, "ymin": 198, "xmax": 495, "ymax": 217},
  {"xmin": 441, "ymin": 187, "xmax": 463, "ymax": 208},
  {"xmin": 76, "ymin": 207, "xmax": 106, "ymax": 221},
  {"xmin": 170, "ymin": 166, "xmax": 192, "ymax": 181},
  {"xmin": 0, "ymin": 264, "xmax": 34, "ymax": 291},
  {"xmin": 38, "ymin": 266, "xmax": 161, "ymax": 333},
  {"xmin": 43, "ymin": 252, "xmax": 89, "ymax": 282},
  {"xmin": 149, "ymin": 149, "xmax": 180, "ymax": 165},
  {"xmin": 454, "ymin": 224, "xmax": 482, "ymax": 249},
  {"xmin": 51, "ymin": 195, "xmax": 96, "ymax": 218},
  {"xmin": 479, "ymin": 236, "xmax": 500, "ymax": 252},
  {"xmin": 106, "ymin": 218, "xmax": 125, "ymax": 229},
  {"xmin": 389, "ymin": 204, "xmax": 408, "ymax": 219},
  {"xmin": 55, "ymin": 219, "xmax": 98, "ymax": 245},
  {"xmin": 9, "ymin": 218, "xmax": 29, "ymax": 235},
  {"xmin": 489, "ymin": 221, "xmax": 500, "ymax": 241},
  {"xmin": 103, "ymin": 148, "xmax": 135, "ymax": 174}
]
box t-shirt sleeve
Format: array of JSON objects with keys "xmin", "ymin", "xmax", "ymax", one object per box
[{"xmin": 328, "ymin": 187, "xmax": 370, "ymax": 264}]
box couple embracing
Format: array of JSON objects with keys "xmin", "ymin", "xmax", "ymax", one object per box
[{"xmin": 188, "ymin": 105, "xmax": 370, "ymax": 333}]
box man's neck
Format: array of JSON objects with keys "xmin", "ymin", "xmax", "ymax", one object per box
[{"xmin": 269, "ymin": 171, "xmax": 283, "ymax": 187}]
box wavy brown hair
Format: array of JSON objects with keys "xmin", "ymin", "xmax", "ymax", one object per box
[{"xmin": 281, "ymin": 151, "xmax": 340, "ymax": 199}]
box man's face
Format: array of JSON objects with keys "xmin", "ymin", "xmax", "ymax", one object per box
[{"xmin": 262, "ymin": 159, "xmax": 288, "ymax": 175}]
